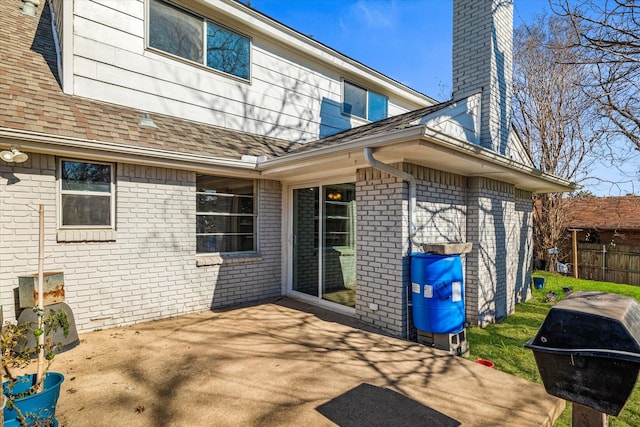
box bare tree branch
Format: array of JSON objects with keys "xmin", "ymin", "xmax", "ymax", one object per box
[
  {"xmin": 551, "ymin": 0, "xmax": 640, "ymax": 150},
  {"xmin": 513, "ymin": 13, "xmax": 603, "ymax": 269}
]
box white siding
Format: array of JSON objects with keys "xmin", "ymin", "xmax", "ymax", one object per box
[{"xmin": 70, "ymin": 0, "xmax": 432, "ymax": 143}]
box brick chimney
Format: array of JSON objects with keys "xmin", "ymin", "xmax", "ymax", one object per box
[{"xmin": 452, "ymin": 0, "xmax": 513, "ymax": 155}]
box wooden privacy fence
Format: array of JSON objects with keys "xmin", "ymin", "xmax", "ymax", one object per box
[{"xmin": 576, "ymin": 243, "xmax": 640, "ymax": 286}]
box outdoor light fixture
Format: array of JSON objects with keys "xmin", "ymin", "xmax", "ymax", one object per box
[
  {"xmin": 22, "ymin": 0, "xmax": 40, "ymax": 17},
  {"xmin": 0, "ymin": 147, "xmax": 29, "ymax": 163}
]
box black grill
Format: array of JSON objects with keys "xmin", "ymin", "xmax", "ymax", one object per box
[{"xmin": 525, "ymin": 291, "xmax": 640, "ymax": 415}]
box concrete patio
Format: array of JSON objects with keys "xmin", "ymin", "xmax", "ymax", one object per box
[{"xmin": 48, "ymin": 298, "xmax": 564, "ymax": 426}]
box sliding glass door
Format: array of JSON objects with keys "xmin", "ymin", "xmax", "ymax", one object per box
[
  {"xmin": 292, "ymin": 183, "xmax": 356, "ymax": 309},
  {"xmin": 292, "ymin": 187, "xmax": 319, "ymax": 297}
]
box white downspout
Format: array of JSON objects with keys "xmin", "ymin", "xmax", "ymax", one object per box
[
  {"xmin": 363, "ymin": 147, "xmax": 419, "ymax": 248},
  {"xmin": 364, "ymin": 147, "xmax": 419, "ymax": 340}
]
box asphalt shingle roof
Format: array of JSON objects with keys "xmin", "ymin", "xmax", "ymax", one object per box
[
  {"xmin": 564, "ymin": 196, "xmax": 640, "ymax": 230},
  {"xmin": 1, "ymin": 0, "xmax": 448, "ymax": 164},
  {"xmin": 289, "ymin": 101, "xmax": 453, "ymax": 154},
  {"xmin": 0, "ymin": 0, "xmax": 293, "ymax": 160}
]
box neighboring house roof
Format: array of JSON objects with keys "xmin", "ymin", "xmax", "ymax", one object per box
[
  {"xmin": 0, "ymin": 1, "xmax": 293, "ymax": 163},
  {"xmin": 564, "ymin": 196, "xmax": 640, "ymax": 230}
]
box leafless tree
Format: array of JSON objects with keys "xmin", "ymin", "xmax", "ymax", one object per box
[
  {"xmin": 552, "ymin": 1, "xmax": 640, "ymax": 151},
  {"xmin": 513, "ymin": 14, "xmax": 602, "ymax": 271}
]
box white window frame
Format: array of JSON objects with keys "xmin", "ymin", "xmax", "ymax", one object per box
[
  {"xmin": 57, "ymin": 158, "xmax": 115, "ymax": 230},
  {"xmin": 146, "ymin": 0, "xmax": 252, "ymax": 82},
  {"xmin": 195, "ymin": 175, "xmax": 258, "ymax": 255},
  {"xmin": 342, "ymin": 80, "xmax": 388, "ymax": 121}
]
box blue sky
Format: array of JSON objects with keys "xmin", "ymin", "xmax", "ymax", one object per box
[
  {"xmin": 250, "ymin": 0, "xmax": 639, "ymax": 196},
  {"xmin": 250, "ymin": 0, "xmax": 548, "ymax": 98}
]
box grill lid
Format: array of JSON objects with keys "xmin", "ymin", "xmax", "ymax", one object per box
[{"xmin": 527, "ymin": 291, "xmax": 640, "ymax": 355}]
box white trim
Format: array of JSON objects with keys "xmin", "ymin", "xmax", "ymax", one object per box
[
  {"xmin": 262, "ymin": 126, "xmax": 425, "ymax": 170},
  {"xmin": 62, "ymin": 0, "xmax": 74, "ymax": 94},
  {"xmin": 57, "ymin": 158, "xmax": 116, "ymax": 230},
  {"xmin": 0, "ymin": 128, "xmax": 261, "ymax": 177},
  {"xmin": 286, "ymin": 181, "xmax": 357, "ymax": 315},
  {"xmin": 288, "ymin": 291, "xmax": 356, "ymax": 317},
  {"xmin": 259, "ymin": 122, "xmax": 576, "ymax": 193}
]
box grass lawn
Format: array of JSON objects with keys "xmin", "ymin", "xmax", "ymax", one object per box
[{"xmin": 467, "ymin": 272, "xmax": 640, "ymax": 426}]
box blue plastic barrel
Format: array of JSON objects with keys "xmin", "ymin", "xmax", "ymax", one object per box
[{"xmin": 411, "ymin": 253, "xmax": 465, "ymax": 334}]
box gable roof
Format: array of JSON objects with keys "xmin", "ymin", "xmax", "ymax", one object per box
[
  {"xmin": 0, "ymin": 0, "xmax": 293, "ymax": 167},
  {"xmin": 564, "ymin": 196, "xmax": 640, "ymax": 230},
  {"xmin": 289, "ymin": 102, "xmax": 455, "ymax": 154},
  {"xmin": 0, "ymin": 0, "xmax": 577, "ymax": 194}
]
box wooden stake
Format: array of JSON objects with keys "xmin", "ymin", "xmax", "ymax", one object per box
[
  {"xmin": 35, "ymin": 204, "xmax": 45, "ymax": 393},
  {"xmin": 568, "ymin": 228, "xmax": 582, "ymax": 279},
  {"xmin": 572, "ymin": 403, "xmax": 608, "ymax": 427},
  {"xmin": 573, "ymin": 229, "xmax": 578, "ymax": 279}
]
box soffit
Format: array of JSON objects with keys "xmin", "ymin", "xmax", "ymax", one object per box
[{"xmin": 261, "ymin": 131, "xmax": 575, "ymax": 194}]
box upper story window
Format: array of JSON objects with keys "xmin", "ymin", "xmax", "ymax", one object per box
[
  {"xmin": 59, "ymin": 159, "xmax": 114, "ymax": 228},
  {"xmin": 149, "ymin": 0, "xmax": 251, "ymax": 80},
  {"xmin": 343, "ymin": 81, "xmax": 388, "ymax": 121},
  {"xmin": 196, "ymin": 175, "xmax": 256, "ymax": 254}
]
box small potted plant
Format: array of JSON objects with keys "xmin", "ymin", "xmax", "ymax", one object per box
[
  {"xmin": 2, "ymin": 307, "xmax": 69, "ymax": 426},
  {"xmin": 1, "ymin": 205, "xmax": 69, "ymax": 426}
]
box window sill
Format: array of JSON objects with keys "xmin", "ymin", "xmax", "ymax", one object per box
[
  {"xmin": 196, "ymin": 253, "xmax": 262, "ymax": 267},
  {"xmin": 57, "ymin": 229, "xmax": 117, "ymax": 243}
]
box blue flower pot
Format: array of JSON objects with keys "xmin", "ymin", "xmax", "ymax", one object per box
[
  {"xmin": 533, "ymin": 277, "xmax": 546, "ymax": 290},
  {"xmin": 3, "ymin": 372, "xmax": 64, "ymax": 426}
]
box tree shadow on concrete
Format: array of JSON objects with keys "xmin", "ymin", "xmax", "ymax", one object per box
[{"xmin": 53, "ymin": 297, "xmax": 562, "ymax": 426}]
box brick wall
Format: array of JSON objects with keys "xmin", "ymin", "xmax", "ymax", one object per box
[
  {"xmin": 514, "ymin": 189, "xmax": 534, "ymax": 304},
  {"xmin": 466, "ymin": 177, "xmax": 532, "ymax": 326},
  {"xmin": 0, "ymin": 154, "xmax": 282, "ymax": 331},
  {"xmin": 356, "ymin": 167, "xmax": 407, "ymax": 337},
  {"xmin": 405, "ymin": 164, "xmax": 468, "ymax": 245},
  {"xmin": 356, "ymin": 164, "xmax": 468, "ymax": 338},
  {"xmin": 210, "ymin": 179, "xmax": 283, "ymax": 307},
  {"xmin": 453, "ymin": 0, "xmax": 513, "ymax": 155}
]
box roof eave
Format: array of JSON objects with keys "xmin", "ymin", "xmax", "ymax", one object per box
[
  {"xmin": 0, "ymin": 128, "xmax": 261, "ymax": 177},
  {"xmin": 420, "ymin": 127, "xmax": 577, "ymax": 193},
  {"xmin": 260, "ymin": 125, "xmax": 577, "ymax": 193}
]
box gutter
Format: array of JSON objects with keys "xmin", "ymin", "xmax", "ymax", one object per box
[
  {"xmin": 261, "ymin": 124, "xmax": 575, "ymax": 193},
  {"xmin": 420, "ymin": 127, "xmax": 578, "ymax": 191},
  {"xmin": 0, "ymin": 128, "xmax": 261, "ymax": 176}
]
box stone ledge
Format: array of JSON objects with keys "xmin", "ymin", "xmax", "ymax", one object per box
[
  {"xmin": 57, "ymin": 229, "xmax": 117, "ymax": 243},
  {"xmin": 420, "ymin": 242, "xmax": 473, "ymax": 255},
  {"xmin": 196, "ymin": 253, "xmax": 262, "ymax": 267}
]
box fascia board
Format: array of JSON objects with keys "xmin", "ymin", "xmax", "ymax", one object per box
[
  {"xmin": 259, "ymin": 126, "xmax": 426, "ymax": 171},
  {"xmin": 421, "ymin": 127, "xmax": 577, "ymax": 192},
  {"xmin": 261, "ymin": 124, "xmax": 576, "ymax": 193},
  {"xmin": 0, "ymin": 128, "xmax": 260, "ymax": 177}
]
